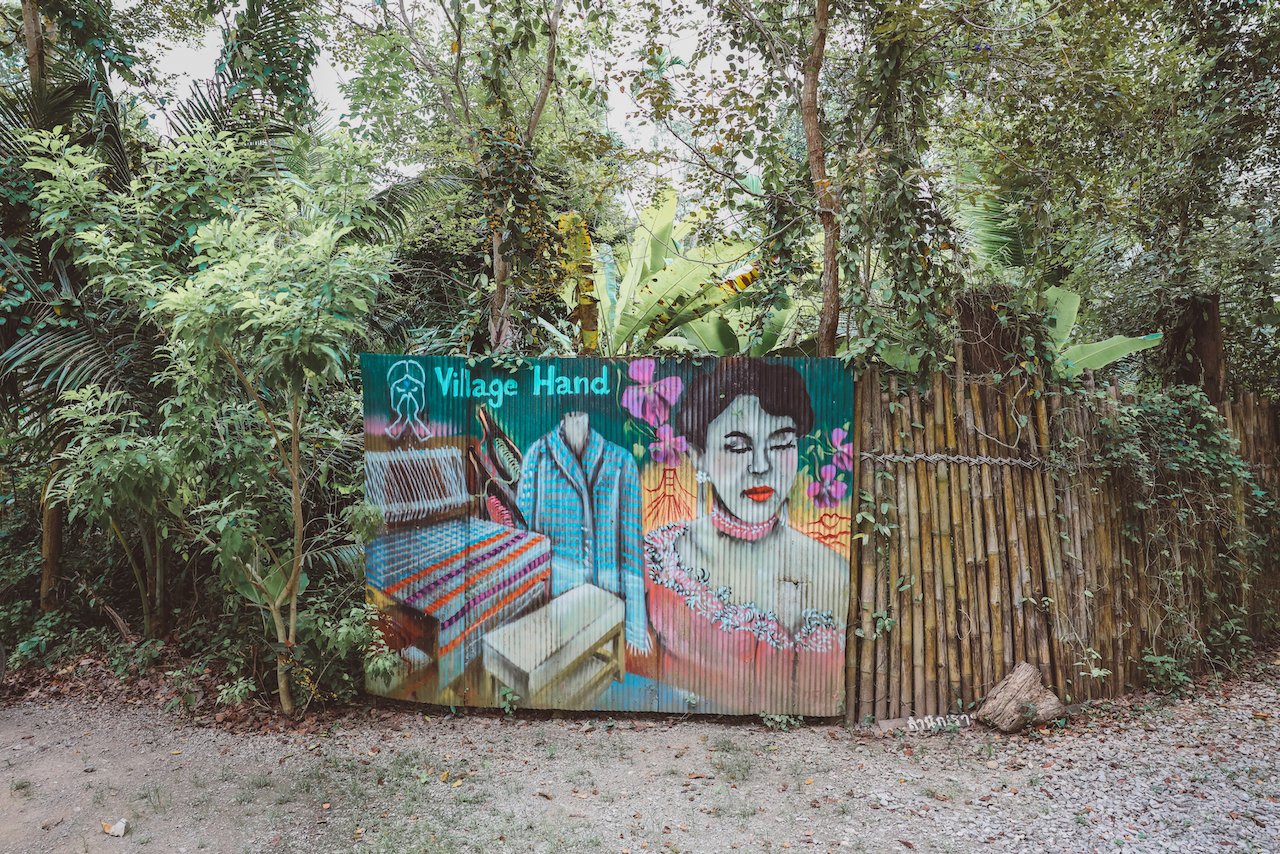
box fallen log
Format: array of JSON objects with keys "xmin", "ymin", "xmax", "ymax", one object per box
[{"xmin": 976, "ymin": 661, "xmax": 1067, "ymax": 733}]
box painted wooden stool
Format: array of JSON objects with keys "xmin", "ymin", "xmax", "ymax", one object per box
[{"xmin": 482, "ymin": 584, "xmax": 626, "ymax": 709}]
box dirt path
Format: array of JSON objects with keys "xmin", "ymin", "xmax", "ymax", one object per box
[{"xmin": 3, "ymin": 657, "xmax": 1279, "ymax": 854}]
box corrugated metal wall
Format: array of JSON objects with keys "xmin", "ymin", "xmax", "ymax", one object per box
[{"xmin": 361, "ymin": 354, "xmax": 856, "ymax": 716}]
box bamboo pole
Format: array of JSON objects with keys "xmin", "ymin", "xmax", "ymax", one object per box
[
  {"xmin": 969, "ymin": 380, "xmax": 1008, "ymax": 685},
  {"xmin": 1082, "ymin": 385, "xmax": 1108, "ymax": 700},
  {"xmin": 947, "ymin": 371, "xmax": 978, "ymax": 708},
  {"xmin": 1135, "ymin": 466, "xmax": 1153, "ymax": 693},
  {"xmin": 1014, "ymin": 391, "xmax": 1053, "ymax": 680},
  {"xmin": 911, "ymin": 386, "xmax": 940, "ymax": 716},
  {"xmin": 931, "ymin": 373, "xmax": 962, "ymax": 717},
  {"xmin": 870, "ymin": 376, "xmax": 891, "ymax": 723},
  {"xmin": 1241, "ymin": 396, "xmax": 1258, "ymax": 633},
  {"xmin": 901, "ymin": 385, "xmax": 927, "ymax": 716},
  {"xmin": 999, "ymin": 385, "xmax": 1034, "ymax": 669},
  {"xmin": 1128, "ymin": 419, "xmax": 1145, "ymax": 692},
  {"xmin": 979, "ymin": 383, "xmax": 1024, "ymax": 671},
  {"xmin": 851, "ymin": 369, "xmax": 876, "ymax": 726},
  {"xmin": 1243, "ymin": 394, "xmax": 1255, "ymax": 463},
  {"xmin": 1105, "ymin": 389, "xmax": 1137, "ymax": 694},
  {"xmin": 993, "ymin": 384, "xmax": 1034, "ymax": 670},
  {"xmin": 958, "ymin": 367, "xmax": 994, "ymax": 698},
  {"xmin": 1032, "ymin": 377, "xmax": 1068, "ymax": 698},
  {"xmin": 854, "ymin": 371, "xmax": 877, "ymax": 722},
  {"xmin": 1060, "ymin": 391, "xmax": 1092, "ymax": 701},
  {"xmin": 1095, "ymin": 384, "xmax": 1116, "ymax": 696},
  {"xmin": 1123, "ymin": 480, "xmax": 1141, "ymax": 691},
  {"xmin": 886, "ymin": 379, "xmax": 907, "ymax": 720}
]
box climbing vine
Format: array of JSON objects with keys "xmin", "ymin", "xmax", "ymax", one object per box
[{"xmin": 1085, "ymin": 386, "xmax": 1277, "ymax": 684}]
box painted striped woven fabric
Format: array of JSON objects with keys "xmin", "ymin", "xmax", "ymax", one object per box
[{"xmin": 367, "ymin": 518, "xmax": 552, "ymax": 687}]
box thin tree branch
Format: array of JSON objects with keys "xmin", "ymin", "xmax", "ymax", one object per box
[
  {"xmin": 526, "ymin": 0, "xmax": 566, "ymax": 143},
  {"xmin": 721, "ymin": 0, "xmax": 802, "ymax": 105},
  {"xmin": 435, "ymin": 0, "xmax": 474, "ymax": 125},
  {"xmin": 217, "ymin": 345, "xmax": 292, "ymax": 475},
  {"xmin": 386, "ymin": 0, "xmax": 461, "ymax": 125}
]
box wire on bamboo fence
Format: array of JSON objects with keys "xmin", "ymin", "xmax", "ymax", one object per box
[{"xmin": 845, "ymin": 372, "xmax": 1280, "ymax": 725}]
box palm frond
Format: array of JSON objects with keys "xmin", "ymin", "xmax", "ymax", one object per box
[
  {"xmin": 303, "ymin": 541, "xmax": 364, "ymax": 580},
  {"xmin": 351, "ymin": 173, "xmax": 469, "ymax": 245}
]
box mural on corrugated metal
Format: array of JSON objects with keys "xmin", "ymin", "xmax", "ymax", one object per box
[{"xmin": 361, "ymin": 354, "xmax": 854, "ymax": 715}]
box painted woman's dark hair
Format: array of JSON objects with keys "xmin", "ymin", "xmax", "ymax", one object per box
[{"xmin": 675, "ymin": 358, "xmax": 814, "ymax": 452}]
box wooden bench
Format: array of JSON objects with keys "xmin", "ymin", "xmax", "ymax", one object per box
[{"xmin": 481, "ymin": 584, "xmax": 626, "ymax": 709}]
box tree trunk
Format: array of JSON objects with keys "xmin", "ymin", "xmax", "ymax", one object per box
[
  {"xmin": 486, "ymin": 0, "xmax": 564, "ymax": 354},
  {"xmin": 38, "ymin": 439, "xmax": 66, "ymax": 612},
  {"xmin": 956, "ymin": 287, "xmax": 1020, "ymax": 376},
  {"xmin": 801, "ymin": 0, "xmax": 841, "ymax": 357},
  {"xmin": 21, "ymin": 0, "xmax": 45, "ymax": 92},
  {"xmin": 152, "ymin": 525, "xmax": 167, "ymax": 637},
  {"xmin": 279, "ymin": 397, "xmax": 305, "ymax": 716},
  {"xmin": 1167, "ymin": 293, "xmax": 1225, "ymax": 404},
  {"xmin": 575, "ymin": 267, "xmax": 599, "ymax": 355},
  {"xmin": 110, "ymin": 516, "xmax": 152, "ymax": 637},
  {"xmin": 38, "ymin": 492, "xmax": 62, "ymax": 612},
  {"xmin": 271, "ymin": 605, "xmax": 295, "ymax": 716},
  {"xmin": 488, "ymin": 231, "xmax": 515, "ymax": 351}
]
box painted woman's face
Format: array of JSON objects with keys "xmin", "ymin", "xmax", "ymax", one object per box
[{"xmin": 699, "ymin": 395, "xmax": 799, "ymax": 524}]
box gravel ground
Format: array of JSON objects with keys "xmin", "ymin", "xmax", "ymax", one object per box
[{"xmin": 1, "ymin": 653, "xmax": 1278, "ymax": 853}]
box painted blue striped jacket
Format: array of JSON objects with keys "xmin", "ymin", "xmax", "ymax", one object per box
[{"xmin": 516, "ymin": 427, "xmax": 649, "ymax": 651}]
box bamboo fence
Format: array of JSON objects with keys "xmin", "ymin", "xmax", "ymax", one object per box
[{"xmin": 844, "ymin": 367, "xmax": 1280, "ymax": 725}]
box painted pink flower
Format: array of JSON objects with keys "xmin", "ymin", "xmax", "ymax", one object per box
[
  {"xmin": 831, "ymin": 427, "xmax": 855, "ymax": 471},
  {"xmin": 621, "ymin": 358, "xmax": 683, "ymax": 427},
  {"xmin": 806, "ymin": 464, "xmax": 848, "ymax": 508},
  {"xmin": 648, "ymin": 424, "xmax": 688, "ymax": 466}
]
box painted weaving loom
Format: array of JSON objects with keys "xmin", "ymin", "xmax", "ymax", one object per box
[
  {"xmin": 366, "ymin": 519, "xmax": 552, "ymax": 688},
  {"xmin": 365, "ymin": 445, "xmax": 472, "ymax": 524}
]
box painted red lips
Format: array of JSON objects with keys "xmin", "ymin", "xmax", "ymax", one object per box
[{"xmin": 743, "ymin": 486, "xmax": 776, "ymax": 502}]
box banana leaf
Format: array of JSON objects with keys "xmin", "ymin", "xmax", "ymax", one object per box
[
  {"xmin": 1060, "ymin": 333, "xmax": 1163, "ymax": 377},
  {"xmin": 748, "ymin": 297, "xmax": 798, "ymax": 356},
  {"xmin": 1044, "ymin": 286, "xmax": 1081, "ymax": 348},
  {"xmin": 612, "ymin": 241, "xmax": 749, "ymax": 349},
  {"xmin": 677, "ymin": 314, "xmax": 739, "ymax": 356},
  {"xmin": 614, "ymin": 190, "xmax": 677, "ymax": 320}
]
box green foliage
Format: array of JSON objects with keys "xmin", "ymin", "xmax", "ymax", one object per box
[
  {"xmin": 215, "ymin": 0, "xmax": 320, "ymax": 128},
  {"xmin": 478, "ymin": 124, "xmax": 567, "ymax": 336},
  {"xmin": 1074, "ymin": 648, "xmax": 1112, "ymax": 682},
  {"xmin": 759, "ymin": 713, "xmax": 803, "ymax": 732},
  {"xmin": 953, "ymin": 2, "xmax": 1280, "ymax": 393},
  {"xmin": 330, "ymin": 0, "xmax": 633, "ymax": 350},
  {"xmin": 1088, "ymin": 385, "xmax": 1274, "ymax": 674},
  {"xmin": 0, "ymin": 475, "xmax": 42, "ymax": 658},
  {"xmin": 1043, "ymin": 286, "xmax": 1163, "ymax": 378},
  {"xmin": 5, "ymin": 124, "xmax": 395, "ymax": 709},
  {"xmin": 2, "ymin": 0, "xmax": 1277, "ymax": 721},
  {"xmin": 498, "ymin": 686, "xmax": 521, "ymax": 717},
  {"xmin": 292, "ymin": 603, "xmax": 399, "ymax": 708},
  {"xmin": 593, "ymin": 192, "xmax": 771, "ymax": 356},
  {"xmin": 1141, "ymin": 652, "xmax": 1192, "ymax": 697}
]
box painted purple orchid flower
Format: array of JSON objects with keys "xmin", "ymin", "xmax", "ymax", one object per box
[
  {"xmin": 621, "ymin": 358, "xmax": 684, "ymax": 427},
  {"xmin": 648, "ymin": 424, "xmax": 689, "ymax": 466},
  {"xmin": 807, "ymin": 464, "xmax": 849, "ymax": 508},
  {"xmin": 831, "ymin": 427, "xmax": 855, "ymax": 472}
]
